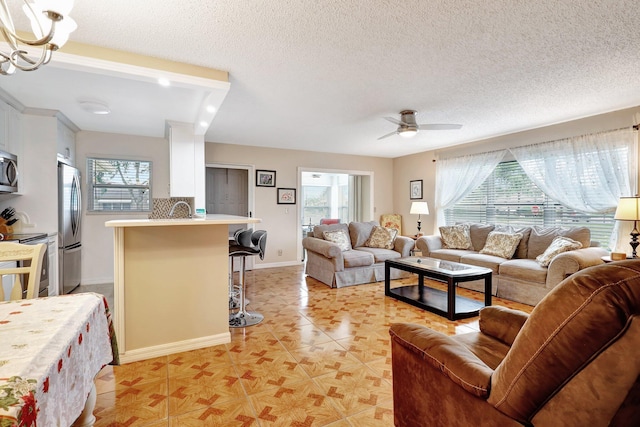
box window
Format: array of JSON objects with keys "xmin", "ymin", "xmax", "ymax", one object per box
[
  {"xmin": 87, "ymin": 158, "xmax": 151, "ymax": 212},
  {"xmin": 444, "ymin": 161, "xmax": 615, "ymax": 246}
]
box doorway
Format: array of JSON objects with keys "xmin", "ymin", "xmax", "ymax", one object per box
[
  {"xmin": 206, "ymin": 163, "xmax": 254, "ymax": 269},
  {"xmin": 298, "ymin": 167, "xmax": 374, "ymax": 261}
]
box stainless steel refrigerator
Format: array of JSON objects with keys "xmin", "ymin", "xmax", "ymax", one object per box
[{"xmin": 58, "ymin": 162, "xmax": 82, "ymax": 294}]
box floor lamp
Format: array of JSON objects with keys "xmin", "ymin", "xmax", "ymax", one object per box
[
  {"xmin": 410, "ymin": 201, "xmax": 429, "ymax": 236},
  {"xmin": 614, "ymin": 196, "xmax": 640, "ymax": 258}
]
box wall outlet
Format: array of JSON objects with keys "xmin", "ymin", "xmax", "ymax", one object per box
[{"xmin": 277, "ymin": 249, "xmax": 283, "ymax": 256}]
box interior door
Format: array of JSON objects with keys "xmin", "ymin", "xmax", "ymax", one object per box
[
  {"xmin": 206, "ymin": 168, "xmax": 249, "ymax": 236},
  {"xmin": 206, "ymin": 166, "xmax": 252, "ymax": 270}
]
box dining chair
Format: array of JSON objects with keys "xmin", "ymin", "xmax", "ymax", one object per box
[{"xmin": 0, "ymin": 242, "xmax": 47, "ymax": 300}]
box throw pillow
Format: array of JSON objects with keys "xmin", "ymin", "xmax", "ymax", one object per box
[
  {"xmin": 480, "ymin": 231, "xmax": 523, "ymax": 259},
  {"xmin": 439, "ymin": 224, "xmax": 473, "ymax": 250},
  {"xmin": 323, "ymin": 230, "xmax": 351, "ymax": 251},
  {"xmin": 536, "ymin": 236, "xmax": 583, "ymax": 267},
  {"xmin": 364, "ymin": 226, "xmax": 398, "ymax": 249}
]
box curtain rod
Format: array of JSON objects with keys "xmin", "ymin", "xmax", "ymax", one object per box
[{"xmin": 634, "ymin": 124, "xmax": 639, "ymax": 130}]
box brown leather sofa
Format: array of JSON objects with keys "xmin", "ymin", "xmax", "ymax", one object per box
[{"xmin": 389, "ymin": 260, "xmax": 640, "ymax": 427}]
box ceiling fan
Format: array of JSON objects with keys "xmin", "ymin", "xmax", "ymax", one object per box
[{"xmin": 378, "ymin": 110, "xmax": 462, "ymax": 140}]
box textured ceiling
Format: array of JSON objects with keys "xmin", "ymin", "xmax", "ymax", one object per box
[{"xmin": 4, "ymin": 0, "xmax": 640, "ymax": 157}]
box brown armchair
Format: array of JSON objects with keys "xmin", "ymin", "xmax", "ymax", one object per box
[{"xmin": 389, "ymin": 260, "xmax": 640, "ymax": 427}]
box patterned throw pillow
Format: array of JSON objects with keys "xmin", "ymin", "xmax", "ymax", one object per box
[
  {"xmin": 439, "ymin": 224, "xmax": 473, "ymax": 250},
  {"xmin": 536, "ymin": 236, "xmax": 583, "ymax": 267},
  {"xmin": 364, "ymin": 226, "xmax": 398, "ymax": 249},
  {"xmin": 479, "ymin": 231, "xmax": 523, "ymax": 259},
  {"xmin": 323, "ymin": 230, "xmax": 351, "ymax": 251}
]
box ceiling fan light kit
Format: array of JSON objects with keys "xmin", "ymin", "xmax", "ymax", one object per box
[
  {"xmin": 378, "ymin": 109, "xmax": 462, "ymax": 140},
  {"xmin": 399, "ymin": 128, "xmax": 418, "ymax": 138}
]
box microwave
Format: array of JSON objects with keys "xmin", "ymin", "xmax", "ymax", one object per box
[{"xmin": 0, "ymin": 150, "xmax": 18, "ymax": 193}]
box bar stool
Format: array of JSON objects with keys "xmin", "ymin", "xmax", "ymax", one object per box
[
  {"xmin": 229, "ymin": 229, "xmax": 251, "ymax": 310},
  {"xmin": 228, "ymin": 230, "xmax": 267, "ymax": 327}
]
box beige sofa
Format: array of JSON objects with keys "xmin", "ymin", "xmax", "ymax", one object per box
[
  {"xmin": 416, "ymin": 223, "xmax": 609, "ymax": 306},
  {"xmin": 303, "ymin": 221, "xmax": 414, "ymax": 288}
]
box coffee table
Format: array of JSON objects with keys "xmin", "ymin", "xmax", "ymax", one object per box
[{"xmin": 385, "ymin": 257, "xmax": 492, "ymax": 320}]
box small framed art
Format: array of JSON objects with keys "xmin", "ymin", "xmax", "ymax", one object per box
[
  {"xmin": 410, "ymin": 179, "xmax": 423, "ymax": 200},
  {"xmin": 256, "ymin": 169, "xmax": 276, "ymax": 187},
  {"xmin": 277, "ymin": 188, "xmax": 296, "ymax": 204}
]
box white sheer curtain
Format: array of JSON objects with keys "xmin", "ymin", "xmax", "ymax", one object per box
[
  {"xmin": 435, "ymin": 150, "xmax": 507, "ymax": 227},
  {"xmin": 510, "ymin": 128, "xmax": 638, "ymax": 251}
]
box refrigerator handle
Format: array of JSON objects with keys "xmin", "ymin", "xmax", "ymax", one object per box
[{"xmin": 71, "ymin": 173, "xmax": 81, "ymax": 237}]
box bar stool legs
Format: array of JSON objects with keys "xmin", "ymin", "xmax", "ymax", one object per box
[
  {"xmin": 229, "ymin": 256, "xmax": 264, "ymax": 327},
  {"xmin": 229, "ymin": 256, "xmax": 249, "ymax": 310}
]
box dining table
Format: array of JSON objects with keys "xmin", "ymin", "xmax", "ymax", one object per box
[{"xmin": 0, "ymin": 292, "xmax": 118, "ymax": 427}]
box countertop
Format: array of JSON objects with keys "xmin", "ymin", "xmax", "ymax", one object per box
[{"xmin": 105, "ymin": 214, "xmax": 260, "ymax": 228}]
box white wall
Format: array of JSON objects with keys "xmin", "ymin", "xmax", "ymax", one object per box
[
  {"xmin": 393, "ymin": 106, "xmax": 640, "ymax": 236},
  {"xmin": 76, "ymin": 131, "xmax": 169, "ymax": 285},
  {"xmin": 206, "ymin": 142, "xmax": 395, "ymax": 267}
]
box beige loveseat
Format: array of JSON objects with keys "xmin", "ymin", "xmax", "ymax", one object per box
[
  {"xmin": 416, "ymin": 223, "xmax": 609, "ymax": 306},
  {"xmin": 303, "ymin": 221, "xmax": 414, "ymax": 288}
]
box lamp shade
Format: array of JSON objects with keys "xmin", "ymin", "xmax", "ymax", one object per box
[
  {"xmin": 410, "ymin": 201, "xmax": 429, "ymax": 215},
  {"xmin": 614, "ymin": 196, "xmax": 640, "ymax": 221}
]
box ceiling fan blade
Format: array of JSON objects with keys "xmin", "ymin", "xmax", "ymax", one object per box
[
  {"xmin": 384, "ymin": 117, "xmax": 406, "ymax": 126},
  {"xmin": 418, "ymin": 124, "xmax": 463, "ymax": 130},
  {"xmin": 377, "ymin": 131, "xmax": 398, "ymax": 140}
]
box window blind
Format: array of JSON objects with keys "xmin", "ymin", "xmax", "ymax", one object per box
[
  {"xmin": 87, "ymin": 158, "xmax": 152, "ymax": 212},
  {"xmin": 444, "ymin": 161, "xmax": 615, "ymax": 247}
]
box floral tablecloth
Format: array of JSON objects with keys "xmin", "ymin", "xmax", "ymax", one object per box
[{"xmin": 0, "ymin": 293, "xmax": 118, "ymax": 427}]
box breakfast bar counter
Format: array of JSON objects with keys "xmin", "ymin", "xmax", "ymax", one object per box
[{"xmin": 106, "ymin": 214, "xmax": 260, "ymax": 364}]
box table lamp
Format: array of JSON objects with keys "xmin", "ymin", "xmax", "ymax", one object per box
[
  {"xmin": 614, "ymin": 195, "xmax": 640, "ymax": 258},
  {"xmin": 410, "ymin": 201, "xmax": 429, "ymax": 236}
]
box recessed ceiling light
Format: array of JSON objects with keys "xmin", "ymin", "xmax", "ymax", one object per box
[
  {"xmin": 199, "ymin": 120, "xmax": 209, "ymax": 127},
  {"xmin": 206, "ymin": 105, "xmax": 216, "ymax": 113},
  {"xmin": 158, "ymin": 78, "xmax": 171, "ymax": 87},
  {"xmin": 79, "ymin": 100, "xmax": 110, "ymax": 115}
]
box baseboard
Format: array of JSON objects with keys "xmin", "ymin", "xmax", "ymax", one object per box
[
  {"xmin": 81, "ymin": 278, "xmax": 114, "ymax": 286},
  {"xmin": 118, "ymin": 332, "xmax": 231, "ymax": 364},
  {"xmin": 252, "ymin": 260, "xmax": 303, "ymax": 269}
]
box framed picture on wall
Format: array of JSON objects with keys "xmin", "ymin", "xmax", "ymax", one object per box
[
  {"xmin": 410, "ymin": 179, "xmax": 423, "ymax": 200},
  {"xmin": 256, "ymin": 170, "xmax": 276, "ymax": 187},
  {"xmin": 277, "ymin": 188, "xmax": 296, "ymax": 204}
]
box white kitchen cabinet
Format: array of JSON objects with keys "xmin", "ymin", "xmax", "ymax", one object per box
[
  {"xmin": 0, "ymin": 100, "xmax": 8, "ymax": 152},
  {"xmin": 167, "ymin": 121, "xmax": 196, "ymax": 197},
  {"xmin": 0, "ymin": 100, "xmax": 21, "ymax": 155},
  {"xmin": 47, "ymin": 235, "xmax": 58, "ymax": 296},
  {"xmin": 57, "ymin": 120, "xmax": 76, "ymax": 165}
]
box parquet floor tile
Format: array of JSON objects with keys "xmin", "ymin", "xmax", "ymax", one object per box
[
  {"xmin": 94, "ymin": 264, "xmax": 533, "ymax": 426},
  {"xmin": 249, "ymin": 380, "xmax": 343, "ymax": 426}
]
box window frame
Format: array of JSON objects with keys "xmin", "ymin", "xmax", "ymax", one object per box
[{"xmin": 86, "ymin": 157, "xmax": 153, "ymax": 213}]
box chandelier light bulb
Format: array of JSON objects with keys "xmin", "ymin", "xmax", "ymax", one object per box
[{"xmin": 34, "ymin": 0, "xmax": 75, "ymax": 16}]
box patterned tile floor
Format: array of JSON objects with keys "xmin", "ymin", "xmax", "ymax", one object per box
[{"xmin": 91, "ymin": 265, "xmax": 533, "ymax": 426}]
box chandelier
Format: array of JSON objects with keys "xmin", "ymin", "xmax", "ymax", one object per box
[{"xmin": 0, "ymin": 0, "xmax": 76, "ymax": 75}]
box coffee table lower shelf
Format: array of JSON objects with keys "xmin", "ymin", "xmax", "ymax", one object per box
[{"xmin": 388, "ymin": 284, "xmax": 485, "ymax": 320}]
